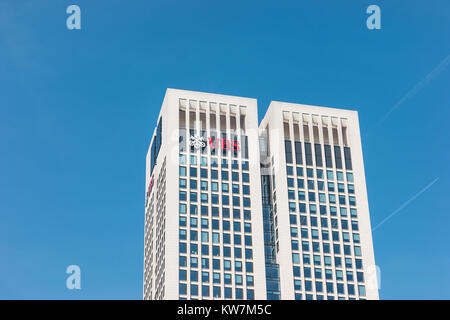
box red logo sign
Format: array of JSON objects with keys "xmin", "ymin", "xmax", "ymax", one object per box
[
  {"xmin": 208, "ymin": 137, "xmax": 240, "ymax": 151},
  {"xmin": 147, "ymin": 176, "xmax": 154, "ymax": 197}
]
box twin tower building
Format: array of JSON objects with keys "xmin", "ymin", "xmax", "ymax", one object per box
[{"xmin": 143, "ymin": 89, "xmax": 379, "ymax": 300}]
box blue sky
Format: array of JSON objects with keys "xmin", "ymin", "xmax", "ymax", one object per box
[{"xmin": 0, "ymin": 0, "xmax": 449, "ymax": 299}]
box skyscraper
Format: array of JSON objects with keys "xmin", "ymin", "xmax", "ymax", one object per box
[
  {"xmin": 258, "ymin": 101, "xmax": 378, "ymax": 300},
  {"xmin": 144, "ymin": 89, "xmax": 379, "ymax": 300},
  {"xmin": 143, "ymin": 89, "xmax": 267, "ymax": 300}
]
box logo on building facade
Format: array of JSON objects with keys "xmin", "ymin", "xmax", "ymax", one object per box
[
  {"xmin": 208, "ymin": 137, "xmax": 240, "ymax": 151},
  {"xmin": 190, "ymin": 135, "xmax": 206, "ymax": 149},
  {"xmin": 186, "ymin": 135, "xmax": 241, "ymax": 152}
]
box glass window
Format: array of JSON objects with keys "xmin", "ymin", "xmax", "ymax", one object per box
[
  {"xmin": 286, "ymin": 166, "xmax": 294, "ymax": 176},
  {"xmin": 327, "ymin": 170, "xmax": 334, "ymax": 180},
  {"xmin": 319, "ymin": 193, "xmax": 326, "ymax": 203},
  {"xmin": 224, "ymin": 287, "xmax": 232, "ymax": 298},
  {"xmin": 346, "ymin": 173, "xmax": 354, "ymax": 182},
  {"xmin": 290, "ymin": 214, "xmax": 297, "ymax": 225},
  {"xmin": 328, "ymin": 182, "xmax": 335, "ymax": 192},
  {"xmin": 221, "ymin": 182, "xmax": 228, "ymax": 192},
  {"xmin": 294, "ymin": 279, "xmax": 302, "ymax": 290},
  {"xmin": 348, "ymin": 184, "xmax": 355, "ymax": 194},
  {"xmin": 302, "ymin": 241, "xmax": 309, "ymax": 251},
  {"xmin": 311, "ymin": 229, "xmax": 319, "ymax": 239},
  {"xmin": 179, "ymin": 242, "xmax": 187, "ymax": 253},
  {"xmin": 358, "ymin": 285, "xmax": 366, "ymax": 296},
  {"xmin": 317, "ymin": 169, "xmax": 324, "ymax": 179},
  {"xmin": 179, "ymin": 283, "xmax": 187, "ymax": 295},
  {"xmin": 179, "ymin": 255, "xmax": 187, "ymax": 267},
  {"xmin": 318, "ymin": 181, "xmax": 324, "ymax": 191},
  {"xmin": 289, "ymin": 202, "xmax": 296, "ymax": 212},
  {"xmin": 329, "ymin": 194, "xmax": 336, "ymax": 204},
  {"xmin": 304, "ymin": 267, "xmax": 311, "ymax": 278},
  {"xmin": 298, "ymin": 191, "xmax": 306, "ymax": 201},
  {"xmin": 356, "ymin": 272, "xmax": 364, "ymax": 282},
  {"xmin": 287, "ymin": 178, "xmax": 294, "ymax": 188},
  {"xmin": 213, "ymin": 286, "xmax": 221, "ymax": 298},
  {"xmin": 190, "ymin": 284, "xmax": 198, "ymax": 296}
]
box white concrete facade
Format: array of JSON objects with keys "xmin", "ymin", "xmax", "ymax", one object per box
[
  {"xmin": 259, "ymin": 101, "xmax": 379, "ymax": 300},
  {"xmin": 144, "ymin": 89, "xmax": 379, "ymax": 300},
  {"xmin": 144, "ymin": 89, "xmax": 267, "ymax": 300}
]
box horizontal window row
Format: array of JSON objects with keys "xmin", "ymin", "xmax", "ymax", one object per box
[
  {"xmin": 296, "ymin": 294, "xmax": 363, "ymax": 300},
  {"xmin": 293, "ymin": 266, "xmax": 365, "ymax": 283},
  {"xmin": 180, "ymin": 166, "xmax": 250, "ymax": 183},
  {"xmin": 286, "ymin": 166, "xmax": 354, "ymax": 182},
  {"xmin": 285, "ymin": 141, "xmax": 353, "ymax": 171},
  {"xmin": 179, "ymin": 284, "xmax": 254, "ymax": 300},
  {"xmin": 179, "ymin": 204, "xmax": 252, "ymax": 220},
  {"xmin": 179, "ymin": 218, "xmax": 249, "ymax": 233},
  {"xmin": 179, "ymin": 154, "xmax": 250, "ymax": 171},
  {"xmin": 179, "ymin": 242, "xmax": 253, "ymax": 257},
  {"xmin": 180, "ymin": 179, "xmax": 251, "ymax": 195},
  {"xmin": 292, "ymin": 253, "xmax": 363, "ymax": 268},
  {"xmin": 179, "ymin": 270, "xmax": 254, "ymax": 287},
  {"xmin": 292, "ymin": 240, "xmax": 361, "ymax": 255},
  {"xmin": 290, "ymin": 228, "xmax": 362, "ymax": 246},
  {"xmin": 288, "ymin": 179, "xmax": 355, "ymax": 194},
  {"xmin": 179, "ymin": 255, "xmax": 254, "ymax": 272},
  {"xmin": 180, "ymin": 218, "xmax": 252, "ymax": 232},
  {"xmin": 288, "ymin": 193, "xmax": 356, "ymax": 207},
  {"xmin": 287, "ymin": 203, "xmax": 357, "ymax": 216},
  {"xmin": 179, "ymin": 230, "xmax": 253, "ymax": 246},
  {"xmin": 289, "ymin": 215, "xmax": 359, "ymax": 231},
  {"xmin": 293, "ymin": 281, "xmax": 366, "ymax": 297},
  {"xmin": 179, "ymin": 192, "xmax": 252, "ymax": 207},
  {"xmin": 180, "ymin": 242, "xmax": 254, "ymax": 260}
]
